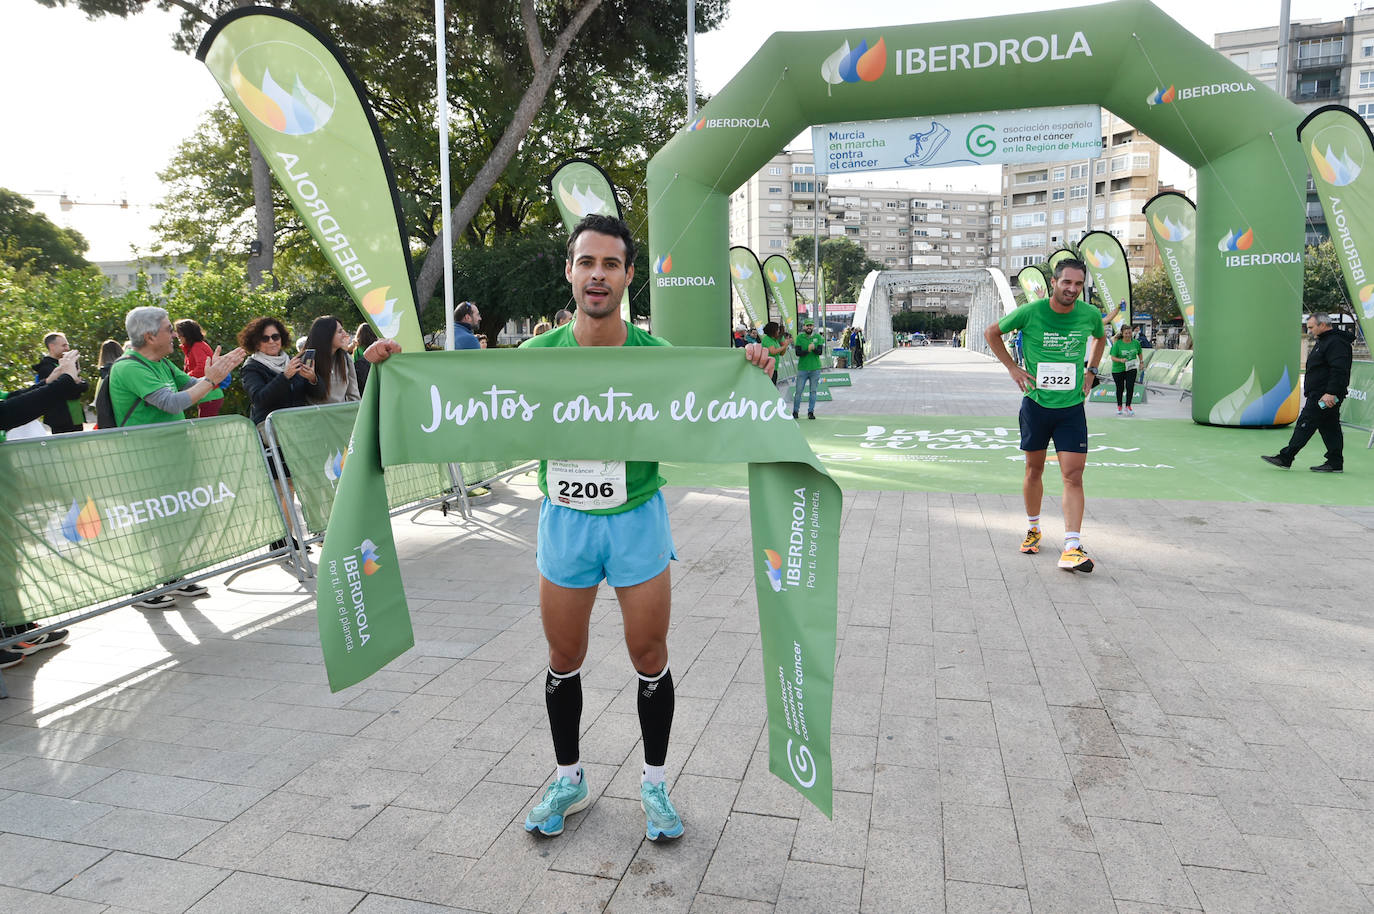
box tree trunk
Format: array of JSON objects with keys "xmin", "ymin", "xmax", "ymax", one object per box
[
  {"xmin": 245, "ymin": 137, "xmax": 275, "ymax": 288},
  {"xmin": 413, "ymin": 0, "xmax": 604, "ymax": 312}
]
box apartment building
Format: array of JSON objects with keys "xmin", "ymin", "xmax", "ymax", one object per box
[
  {"xmin": 1000, "ymin": 110, "xmax": 1160, "ymax": 280},
  {"xmin": 727, "ymin": 149, "xmax": 1003, "ymax": 314},
  {"xmin": 1216, "ymin": 9, "xmax": 1374, "ymax": 245}
]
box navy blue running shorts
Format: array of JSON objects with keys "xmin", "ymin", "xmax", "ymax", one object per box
[{"xmin": 1018, "ymin": 397, "xmax": 1089, "ymax": 454}]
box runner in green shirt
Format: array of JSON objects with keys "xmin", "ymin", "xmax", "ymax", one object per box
[
  {"xmin": 361, "ymin": 215, "xmax": 776, "ymax": 844},
  {"xmin": 984, "ymin": 258, "xmax": 1106, "ymax": 573},
  {"xmin": 1108, "ymin": 326, "xmax": 1144, "ymax": 416}
]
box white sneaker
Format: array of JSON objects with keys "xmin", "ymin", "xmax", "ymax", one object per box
[
  {"xmin": 1116, "ymin": 408, "xmax": 1123, "ymax": 416},
  {"xmin": 1125, "ymin": 407, "xmax": 1134, "ymax": 417}
]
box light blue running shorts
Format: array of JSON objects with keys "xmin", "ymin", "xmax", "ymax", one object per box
[{"xmin": 536, "ymin": 490, "xmax": 677, "ymax": 589}]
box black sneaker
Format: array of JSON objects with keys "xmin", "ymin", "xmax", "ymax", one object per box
[
  {"xmin": 14, "ymin": 630, "xmax": 68, "ymax": 655},
  {"xmin": 1310, "ymin": 463, "xmax": 1343, "ymax": 473},
  {"xmin": 792, "ymin": 411, "xmax": 799, "ymax": 419},
  {"xmin": 174, "ymin": 582, "xmax": 209, "ymax": 597},
  {"xmin": 808, "ymin": 412, "xmax": 815, "ymax": 420},
  {"xmin": 0, "ymin": 649, "xmax": 22, "ymax": 670},
  {"xmin": 1260, "ymin": 454, "xmax": 1291, "ymax": 468},
  {"xmin": 134, "ymin": 594, "xmax": 178, "ymax": 609}
]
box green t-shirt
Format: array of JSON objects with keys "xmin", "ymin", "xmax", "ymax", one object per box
[
  {"xmin": 108, "ymin": 352, "xmax": 195, "ymax": 427},
  {"xmin": 998, "ymin": 299, "xmax": 1106, "ymax": 408},
  {"xmin": 794, "ymin": 330, "xmax": 825, "ymax": 371},
  {"xmin": 760, "ymin": 333, "xmax": 781, "ymax": 355},
  {"xmin": 1109, "ymin": 339, "xmax": 1143, "ymax": 372},
  {"xmin": 521, "ymin": 321, "xmax": 669, "ymax": 515}
]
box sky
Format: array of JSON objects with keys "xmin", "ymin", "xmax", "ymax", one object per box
[{"xmin": 2, "ymin": 0, "xmax": 1369, "ymax": 260}]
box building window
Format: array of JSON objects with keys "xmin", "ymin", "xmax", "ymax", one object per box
[
  {"xmin": 1052, "ymin": 210, "xmax": 1065, "ymax": 225},
  {"xmin": 1364, "ymin": 40, "xmax": 1374, "ymax": 58},
  {"xmin": 767, "ymin": 185, "xmax": 782, "ymax": 194},
  {"xmin": 768, "ymin": 202, "xmax": 783, "ymax": 212},
  {"xmin": 793, "ymin": 164, "xmax": 814, "ymax": 174},
  {"xmin": 1260, "ymin": 48, "xmax": 1277, "ymax": 69},
  {"xmin": 1132, "ymin": 153, "xmax": 1150, "ymax": 169},
  {"xmin": 1298, "ymin": 37, "xmax": 1343, "ymax": 64},
  {"xmin": 1011, "ymin": 234, "xmax": 1046, "ymax": 250},
  {"xmin": 768, "ymin": 239, "xmax": 784, "ymax": 248},
  {"xmin": 1095, "ymin": 203, "xmax": 1106, "ymax": 220},
  {"xmin": 1095, "ymin": 160, "xmax": 1106, "ymax": 175},
  {"xmin": 1069, "ymin": 164, "xmax": 1089, "ymax": 179},
  {"xmin": 1230, "ymin": 51, "xmax": 1250, "ymax": 68},
  {"xmin": 768, "ymin": 166, "xmax": 783, "ymax": 175},
  {"xmin": 1361, "ymin": 70, "xmax": 1374, "ymax": 90},
  {"xmin": 1069, "ymin": 207, "xmax": 1086, "ymax": 222},
  {"xmin": 1359, "ymin": 103, "xmax": 1374, "ymax": 123},
  {"xmin": 1069, "ymin": 185, "xmax": 1088, "ymax": 200},
  {"xmin": 1051, "ymin": 187, "xmax": 1066, "ymax": 202},
  {"xmin": 1052, "ymin": 167, "xmax": 1066, "ymax": 182},
  {"xmin": 1011, "ymin": 212, "xmax": 1046, "ymax": 228},
  {"xmin": 792, "ymin": 181, "xmax": 814, "ymax": 193}
]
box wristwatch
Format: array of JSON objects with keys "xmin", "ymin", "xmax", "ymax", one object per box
[{"xmin": 1086, "ymin": 366, "xmax": 1098, "ymax": 375}]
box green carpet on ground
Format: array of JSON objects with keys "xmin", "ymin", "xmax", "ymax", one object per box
[{"xmin": 661, "ymin": 413, "xmax": 1372, "ymax": 504}]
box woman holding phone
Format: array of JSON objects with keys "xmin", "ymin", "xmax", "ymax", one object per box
[{"xmin": 303, "ymin": 315, "xmax": 360, "ymax": 405}]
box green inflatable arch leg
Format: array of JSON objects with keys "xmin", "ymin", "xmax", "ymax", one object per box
[{"xmin": 648, "ymin": 0, "xmax": 1307, "ymax": 427}]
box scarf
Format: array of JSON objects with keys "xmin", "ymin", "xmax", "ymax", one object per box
[{"xmin": 247, "ymin": 350, "xmax": 291, "ymax": 374}]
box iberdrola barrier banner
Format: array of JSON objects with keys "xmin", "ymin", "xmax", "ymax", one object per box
[
  {"xmin": 1299, "ymin": 106, "xmax": 1374, "ymax": 349},
  {"xmin": 549, "ymin": 159, "xmax": 628, "ymax": 322},
  {"xmin": 0, "ymin": 417, "xmax": 285, "ymax": 625},
  {"xmin": 1143, "ymin": 191, "xmax": 1197, "ymax": 334},
  {"xmin": 763, "ymin": 255, "xmax": 800, "ymax": 336},
  {"xmin": 729, "ymin": 247, "xmax": 768, "ymax": 329},
  {"xmin": 198, "ymin": 9, "xmax": 424, "ymax": 351},
  {"xmin": 1016, "ymin": 265, "xmax": 1049, "ymax": 302},
  {"xmin": 1079, "ymin": 230, "xmax": 1131, "ymax": 332},
  {"xmin": 318, "ymin": 349, "xmax": 841, "ymax": 815},
  {"xmin": 266, "ymin": 403, "xmax": 452, "ymax": 535}
]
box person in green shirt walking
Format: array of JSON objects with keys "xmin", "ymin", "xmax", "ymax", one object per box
[
  {"xmin": 1108, "ymin": 325, "xmax": 1144, "ymax": 416},
  {"xmin": 983, "ymin": 259, "xmax": 1106, "ymax": 573},
  {"xmin": 792, "ymin": 318, "xmax": 825, "ymax": 419}
]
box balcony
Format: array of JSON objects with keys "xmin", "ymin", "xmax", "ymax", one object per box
[
  {"xmin": 1294, "ymin": 52, "xmax": 1345, "ymax": 70},
  {"xmin": 1295, "ymin": 85, "xmax": 1342, "ymax": 101}
]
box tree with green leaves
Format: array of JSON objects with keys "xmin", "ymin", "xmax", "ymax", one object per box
[
  {"xmin": 1304, "ymin": 239, "xmax": 1353, "ymax": 319},
  {"xmin": 39, "ymin": 0, "xmax": 726, "ymax": 305},
  {"xmin": 1131, "ymin": 264, "xmax": 1178, "ymax": 321},
  {"xmin": 0, "ymin": 188, "xmax": 90, "ymax": 274},
  {"xmin": 788, "ymin": 236, "xmax": 882, "ymax": 305}
]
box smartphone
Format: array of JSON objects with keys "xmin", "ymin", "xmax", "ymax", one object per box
[{"xmin": 302, "ymin": 348, "xmax": 315, "ymax": 370}]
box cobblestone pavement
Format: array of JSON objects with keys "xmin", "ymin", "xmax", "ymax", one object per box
[{"xmin": 0, "ymin": 347, "xmax": 1370, "ymax": 913}]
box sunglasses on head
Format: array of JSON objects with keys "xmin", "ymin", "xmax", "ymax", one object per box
[{"xmin": 261, "ymin": 333, "xmax": 282, "ymax": 341}]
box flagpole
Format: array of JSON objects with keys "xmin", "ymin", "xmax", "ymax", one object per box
[
  {"xmin": 687, "ymin": 0, "xmax": 697, "ymax": 122},
  {"xmin": 436, "ymin": 0, "xmax": 455, "ymax": 350}
]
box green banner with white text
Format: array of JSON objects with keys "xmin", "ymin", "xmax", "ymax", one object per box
[
  {"xmin": 1143, "ymin": 191, "xmax": 1197, "ymax": 334},
  {"xmin": 729, "ymin": 247, "xmax": 768, "ymax": 329},
  {"xmin": 1299, "ymin": 106, "xmax": 1374, "ymax": 350},
  {"xmin": 318, "ymin": 349, "xmax": 841, "ymax": 815},
  {"xmin": 763, "ymin": 255, "xmax": 801, "ymax": 336},
  {"xmin": 0, "ymin": 417, "xmax": 286, "ymax": 625},
  {"xmin": 1079, "ymin": 230, "xmax": 1131, "ymax": 332},
  {"xmin": 198, "ymin": 8, "xmax": 423, "ymax": 351}
]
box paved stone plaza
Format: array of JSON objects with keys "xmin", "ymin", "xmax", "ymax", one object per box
[{"xmin": 1, "ymin": 346, "xmax": 1371, "ymax": 913}]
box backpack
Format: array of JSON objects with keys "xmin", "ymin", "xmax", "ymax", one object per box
[{"xmin": 94, "ymin": 356, "xmax": 142, "ymax": 429}]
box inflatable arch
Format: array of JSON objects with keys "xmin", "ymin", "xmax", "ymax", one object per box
[{"xmin": 647, "ymin": 0, "xmax": 1308, "ymax": 427}]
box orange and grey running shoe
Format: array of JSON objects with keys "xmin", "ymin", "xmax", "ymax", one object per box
[
  {"xmin": 1058, "ymin": 546, "xmax": 1094, "ymax": 573},
  {"xmin": 1020, "ymin": 528, "xmax": 1042, "ymax": 554}
]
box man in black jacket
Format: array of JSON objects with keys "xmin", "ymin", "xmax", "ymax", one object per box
[
  {"xmin": 1262, "ymin": 313, "xmax": 1354, "ymax": 473},
  {"xmin": 32, "ymin": 332, "xmax": 89, "ymax": 433}
]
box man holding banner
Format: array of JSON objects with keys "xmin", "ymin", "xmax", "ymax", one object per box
[
  {"xmin": 365, "ymin": 215, "xmax": 775, "ymax": 840},
  {"xmin": 984, "ymin": 259, "xmax": 1106, "ymax": 573}
]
